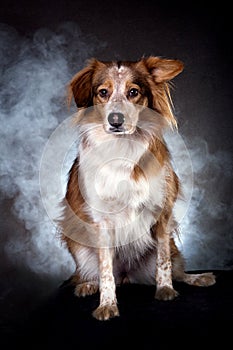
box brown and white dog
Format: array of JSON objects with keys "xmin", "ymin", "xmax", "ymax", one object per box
[{"xmin": 60, "ymin": 56, "xmax": 216, "ymax": 320}]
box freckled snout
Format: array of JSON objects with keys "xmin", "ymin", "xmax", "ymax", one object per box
[{"xmin": 108, "ymin": 112, "xmax": 125, "ymax": 131}]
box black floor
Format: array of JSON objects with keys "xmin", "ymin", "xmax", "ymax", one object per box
[{"xmin": 2, "ymin": 270, "xmax": 233, "ymax": 349}]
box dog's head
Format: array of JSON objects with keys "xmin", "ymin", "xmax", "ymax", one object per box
[{"xmin": 68, "ymin": 57, "xmax": 183, "ymax": 134}]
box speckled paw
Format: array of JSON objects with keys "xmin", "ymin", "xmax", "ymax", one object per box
[
  {"xmin": 75, "ymin": 282, "xmax": 99, "ymax": 297},
  {"xmin": 155, "ymin": 286, "xmax": 179, "ymax": 301},
  {"xmin": 92, "ymin": 304, "xmax": 119, "ymax": 321}
]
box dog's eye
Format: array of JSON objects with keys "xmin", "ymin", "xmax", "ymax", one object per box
[
  {"xmin": 128, "ymin": 88, "xmax": 139, "ymax": 98},
  {"xmin": 99, "ymin": 89, "xmax": 108, "ymax": 98}
]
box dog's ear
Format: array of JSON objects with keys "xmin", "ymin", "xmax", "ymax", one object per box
[
  {"xmin": 137, "ymin": 56, "xmax": 184, "ymax": 128},
  {"xmin": 142, "ymin": 56, "xmax": 184, "ymax": 83},
  {"xmin": 67, "ymin": 59, "xmax": 102, "ymax": 108}
]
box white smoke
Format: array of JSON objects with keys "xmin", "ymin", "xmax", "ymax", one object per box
[
  {"xmin": 177, "ymin": 136, "xmax": 233, "ymax": 270},
  {"xmin": 0, "ymin": 22, "xmax": 105, "ymax": 283}
]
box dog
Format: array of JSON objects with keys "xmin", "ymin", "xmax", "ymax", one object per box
[{"xmin": 60, "ymin": 56, "xmax": 216, "ymax": 321}]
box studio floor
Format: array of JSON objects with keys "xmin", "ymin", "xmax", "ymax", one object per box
[{"xmin": 2, "ymin": 269, "xmax": 232, "ymax": 349}]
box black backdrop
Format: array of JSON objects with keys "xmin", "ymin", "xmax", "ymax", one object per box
[{"xmin": 0, "ymin": 0, "xmax": 232, "ymax": 346}]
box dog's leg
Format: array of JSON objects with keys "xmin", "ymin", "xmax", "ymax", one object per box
[
  {"xmin": 66, "ymin": 245, "xmax": 99, "ymax": 297},
  {"xmin": 180, "ymin": 272, "xmax": 216, "ymax": 286},
  {"xmin": 171, "ymin": 238, "xmax": 216, "ymax": 287},
  {"xmin": 173, "ymin": 266, "xmax": 216, "ymax": 287},
  {"xmin": 92, "ymin": 247, "xmax": 119, "ymax": 320},
  {"xmin": 153, "ymin": 221, "xmax": 179, "ymax": 300}
]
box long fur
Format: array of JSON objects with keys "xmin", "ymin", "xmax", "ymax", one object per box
[{"xmin": 60, "ymin": 56, "xmax": 216, "ymax": 320}]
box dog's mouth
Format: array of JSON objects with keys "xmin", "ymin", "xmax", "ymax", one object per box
[
  {"xmin": 105, "ymin": 125, "xmax": 136, "ymax": 135},
  {"xmin": 109, "ymin": 125, "xmax": 125, "ymax": 133}
]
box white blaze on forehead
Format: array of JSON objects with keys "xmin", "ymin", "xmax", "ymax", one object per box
[
  {"xmin": 107, "ymin": 64, "xmax": 133, "ymax": 98},
  {"xmin": 118, "ymin": 65, "xmax": 128, "ymax": 78},
  {"xmin": 108, "ymin": 64, "xmax": 133, "ymax": 84}
]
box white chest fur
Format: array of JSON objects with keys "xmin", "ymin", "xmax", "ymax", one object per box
[{"xmin": 78, "ymin": 132, "xmax": 167, "ymax": 248}]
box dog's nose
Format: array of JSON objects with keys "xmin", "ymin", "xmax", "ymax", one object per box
[{"xmin": 108, "ymin": 112, "xmax": 125, "ymax": 128}]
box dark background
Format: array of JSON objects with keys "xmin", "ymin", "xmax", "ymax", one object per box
[{"xmin": 0, "ymin": 0, "xmax": 232, "ymax": 340}]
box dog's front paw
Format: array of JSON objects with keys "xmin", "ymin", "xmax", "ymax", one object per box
[
  {"xmin": 75, "ymin": 282, "xmax": 98, "ymax": 297},
  {"xmin": 92, "ymin": 304, "xmax": 119, "ymax": 321},
  {"xmin": 155, "ymin": 286, "xmax": 179, "ymax": 301}
]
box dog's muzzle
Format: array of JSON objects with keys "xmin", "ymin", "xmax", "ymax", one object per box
[{"xmin": 108, "ymin": 112, "xmax": 125, "ymax": 132}]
